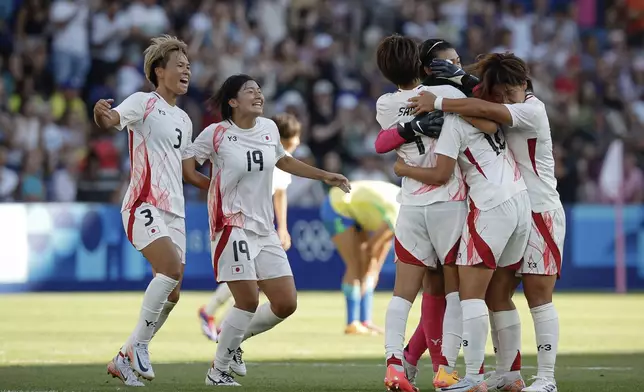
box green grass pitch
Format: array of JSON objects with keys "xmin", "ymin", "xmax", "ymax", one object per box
[{"xmin": 0, "ymin": 292, "xmax": 643, "ymax": 391}]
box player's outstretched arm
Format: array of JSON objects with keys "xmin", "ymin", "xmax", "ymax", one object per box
[
  {"xmin": 375, "ymin": 111, "xmax": 446, "ymax": 153},
  {"xmin": 182, "ymin": 157, "xmax": 210, "ymax": 190},
  {"xmin": 273, "ymin": 189, "xmax": 291, "ymax": 250},
  {"xmin": 276, "ymin": 155, "xmax": 351, "ymax": 193},
  {"xmin": 93, "ymin": 99, "xmax": 121, "ymax": 129},
  {"xmin": 394, "ymin": 154, "xmax": 456, "ymax": 186},
  {"xmin": 409, "ymin": 91, "xmax": 513, "ymax": 126}
]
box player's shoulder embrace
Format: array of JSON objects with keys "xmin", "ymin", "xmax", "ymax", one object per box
[{"xmin": 423, "ymin": 84, "xmax": 466, "ymax": 99}]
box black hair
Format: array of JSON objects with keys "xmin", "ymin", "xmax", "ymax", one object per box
[
  {"xmin": 470, "ymin": 52, "xmax": 530, "ymax": 100},
  {"xmin": 211, "ymin": 74, "xmax": 259, "ymax": 121},
  {"xmin": 418, "ymin": 39, "xmax": 455, "ymax": 68},
  {"xmin": 376, "ymin": 34, "xmax": 422, "ymax": 87}
]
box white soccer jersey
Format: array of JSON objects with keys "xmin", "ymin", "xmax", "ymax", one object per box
[
  {"xmin": 376, "ymin": 85, "xmax": 467, "ymax": 206},
  {"xmin": 504, "ymin": 95, "xmax": 562, "ymax": 213},
  {"xmin": 436, "ymin": 115, "xmax": 527, "ymax": 211},
  {"xmin": 185, "ymin": 117, "xmax": 286, "ymax": 239},
  {"xmin": 114, "ymin": 91, "xmax": 193, "ymax": 218}
]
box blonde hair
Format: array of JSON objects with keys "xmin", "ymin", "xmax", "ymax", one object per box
[{"xmin": 143, "ymin": 35, "xmax": 188, "ymax": 87}]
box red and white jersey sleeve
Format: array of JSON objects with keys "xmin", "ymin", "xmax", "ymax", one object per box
[
  {"xmin": 375, "ymin": 84, "xmax": 466, "ymax": 206},
  {"xmin": 185, "ymin": 117, "xmax": 286, "ymax": 239},
  {"xmin": 436, "ymin": 114, "xmax": 526, "ymax": 211},
  {"xmin": 503, "ymin": 95, "xmax": 562, "ymax": 212},
  {"xmin": 114, "ymin": 91, "xmax": 192, "ymax": 218}
]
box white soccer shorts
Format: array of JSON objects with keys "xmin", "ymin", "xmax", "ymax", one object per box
[
  {"xmin": 519, "ymin": 207, "xmax": 566, "ymax": 277},
  {"xmin": 394, "ymin": 201, "xmax": 467, "ymax": 268},
  {"xmin": 121, "ymin": 202, "xmax": 186, "ymax": 264},
  {"xmin": 456, "ymin": 191, "xmax": 531, "ymax": 269},
  {"xmin": 211, "ymin": 226, "xmax": 292, "ymax": 283}
]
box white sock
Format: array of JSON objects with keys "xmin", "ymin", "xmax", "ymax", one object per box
[
  {"xmin": 242, "ymin": 303, "xmax": 284, "ymax": 341},
  {"xmin": 152, "ymin": 301, "xmax": 177, "ymax": 338},
  {"xmin": 493, "ymin": 310, "xmax": 522, "ymax": 374},
  {"xmin": 489, "ymin": 313, "xmax": 501, "ymax": 371},
  {"xmin": 461, "ymin": 299, "xmax": 488, "ymax": 381},
  {"xmin": 205, "ymin": 284, "xmax": 233, "ymax": 316},
  {"xmin": 442, "ymin": 291, "xmax": 462, "ymax": 368},
  {"xmin": 384, "ymin": 296, "xmax": 412, "ymax": 371},
  {"xmin": 213, "ymin": 307, "xmax": 254, "ymax": 371},
  {"xmin": 531, "ymin": 302, "xmax": 558, "ymax": 381},
  {"xmin": 126, "ymin": 274, "xmax": 178, "ymax": 348}
]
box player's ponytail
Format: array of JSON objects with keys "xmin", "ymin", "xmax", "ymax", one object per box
[
  {"xmin": 211, "ymin": 74, "xmax": 257, "ymax": 122},
  {"xmin": 469, "ymin": 52, "xmax": 530, "ymax": 101}
]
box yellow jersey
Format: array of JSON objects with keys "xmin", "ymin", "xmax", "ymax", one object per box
[{"xmin": 329, "ymin": 180, "xmax": 401, "ymax": 231}]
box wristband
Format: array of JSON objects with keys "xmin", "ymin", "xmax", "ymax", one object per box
[{"xmin": 434, "ymin": 96, "xmax": 444, "ymax": 111}]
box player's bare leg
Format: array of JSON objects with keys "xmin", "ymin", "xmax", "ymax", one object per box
[
  {"xmin": 360, "ymin": 236, "xmax": 390, "ymax": 334},
  {"xmin": 521, "ymin": 274, "xmax": 558, "ymax": 392},
  {"xmin": 384, "ymin": 261, "xmax": 425, "ymax": 392},
  {"xmin": 434, "ymin": 263, "xmax": 462, "ymax": 390},
  {"xmin": 485, "ymin": 268, "xmax": 524, "ymax": 391},
  {"xmin": 441, "ymin": 265, "xmax": 493, "ymax": 392},
  {"xmin": 117, "ymin": 237, "xmax": 181, "ymax": 381},
  {"xmin": 333, "ymin": 228, "xmax": 370, "ymax": 335},
  {"xmin": 207, "ymin": 279, "xmax": 259, "ymax": 386},
  {"xmin": 200, "ymin": 283, "xmax": 233, "ymax": 341}
]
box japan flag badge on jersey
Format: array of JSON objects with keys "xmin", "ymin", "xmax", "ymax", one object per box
[
  {"xmin": 261, "ymin": 134, "xmax": 272, "ymax": 143},
  {"xmin": 232, "ymin": 265, "xmax": 245, "ymax": 275},
  {"xmin": 147, "ymin": 226, "xmax": 161, "ymax": 237}
]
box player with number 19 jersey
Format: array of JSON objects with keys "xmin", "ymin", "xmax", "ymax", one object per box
[
  {"xmin": 114, "ymin": 91, "xmax": 193, "ymax": 262},
  {"xmin": 435, "ymin": 115, "xmax": 531, "ymax": 269},
  {"xmin": 376, "ymin": 84, "xmax": 467, "ymax": 268},
  {"xmin": 184, "ymin": 117, "xmax": 292, "ymax": 283}
]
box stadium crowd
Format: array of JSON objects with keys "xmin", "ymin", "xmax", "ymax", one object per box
[{"xmin": 0, "ymin": 0, "xmax": 642, "ymax": 205}]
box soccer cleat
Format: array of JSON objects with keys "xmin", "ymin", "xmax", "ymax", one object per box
[
  {"xmin": 344, "ymin": 321, "xmax": 373, "ymax": 335},
  {"xmin": 126, "ymin": 341, "xmax": 155, "ymax": 381},
  {"xmin": 441, "ymin": 375, "xmax": 487, "ymax": 392},
  {"xmin": 486, "ymin": 371, "xmax": 525, "ymax": 391},
  {"xmin": 199, "ymin": 306, "xmax": 219, "ymax": 341},
  {"xmin": 434, "ymin": 365, "xmax": 460, "ymax": 391},
  {"xmin": 230, "ymin": 347, "xmax": 247, "ymax": 377},
  {"xmin": 402, "ymin": 348, "xmax": 418, "ymax": 387},
  {"xmin": 384, "ymin": 364, "xmax": 419, "ymax": 392},
  {"xmin": 205, "ymin": 365, "xmax": 241, "ymax": 386},
  {"xmin": 362, "ymin": 321, "xmax": 385, "ymax": 335},
  {"xmin": 107, "ymin": 352, "xmax": 145, "ymax": 387},
  {"xmin": 521, "ymin": 377, "xmax": 557, "ymax": 392}
]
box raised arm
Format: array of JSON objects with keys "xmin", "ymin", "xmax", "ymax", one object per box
[
  {"xmin": 375, "ymin": 111, "xmax": 446, "ymax": 153},
  {"xmin": 409, "ymin": 91, "xmax": 514, "ymax": 126},
  {"xmin": 276, "ymin": 155, "xmax": 351, "ymax": 193},
  {"xmin": 93, "ymin": 99, "xmax": 122, "ymax": 129}
]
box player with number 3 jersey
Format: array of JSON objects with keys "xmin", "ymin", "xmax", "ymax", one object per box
[
  {"xmin": 412, "ymin": 53, "xmax": 564, "ymax": 392},
  {"xmin": 182, "ymin": 74, "xmax": 350, "ymax": 387},
  {"xmin": 94, "ymin": 36, "xmax": 210, "ymax": 386}
]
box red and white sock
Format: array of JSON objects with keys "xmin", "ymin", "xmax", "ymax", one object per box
[
  {"xmin": 493, "ymin": 309, "xmax": 522, "ymax": 376},
  {"xmin": 385, "ymin": 296, "xmax": 412, "ymax": 371}
]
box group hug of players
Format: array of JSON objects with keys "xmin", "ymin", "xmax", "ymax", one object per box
[{"xmin": 92, "ymin": 32, "xmax": 562, "ymax": 392}]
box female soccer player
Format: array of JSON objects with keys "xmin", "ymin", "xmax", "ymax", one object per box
[
  {"xmin": 410, "ymin": 53, "xmax": 564, "ymax": 392},
  {"xmin": 375, "ymin": 36, "xmax": 496, "ymax": 391},
  {"xmin": 93, "ymin": 35, "xmax": 208, "ymax": 386},
  {"xmin": 182, "ymin": 74, "xmax": 349, "ymax": 386},
  {"xmin": 198, "ymin": 113, "xmax": 302, "ymax": 341},
  {"xmin": 319, "ymin": 180, "xmax": 401, "ymax": 335}
]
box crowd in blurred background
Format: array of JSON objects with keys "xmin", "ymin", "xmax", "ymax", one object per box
[{"xmin": 0, "ymin": 0, "xmax": 642, "ymax": 205}]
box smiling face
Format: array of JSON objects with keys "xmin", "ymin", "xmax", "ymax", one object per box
[
  {"xmin": 157, "ymin": 51, "xmax": 191, "ymax": 96},
  {"xmin": 229, "ymin": 80, "xmax": 264, "ymax": 116}
]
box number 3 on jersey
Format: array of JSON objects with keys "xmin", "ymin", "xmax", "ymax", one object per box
[
  {"xmin": 246, "ymin": 150, "xmax": 264, "ymax": 171},
  {"xmin": 173, "ymin": 128, "xmax": 182, "ymax": 149}
]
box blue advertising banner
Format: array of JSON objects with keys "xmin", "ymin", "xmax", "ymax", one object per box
[{"xmin": 0, "ymin": 203, "xmax": 642, "ymax": 292}]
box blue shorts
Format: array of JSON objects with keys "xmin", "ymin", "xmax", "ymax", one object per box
[{"xmin": 319, "ymin": 196, "xmax": 361, "ymax": 237}]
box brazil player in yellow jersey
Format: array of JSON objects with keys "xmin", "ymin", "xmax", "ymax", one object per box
[{"xmin": 320, "ymin": 180, "xmax": 401, "ymax": 335}]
